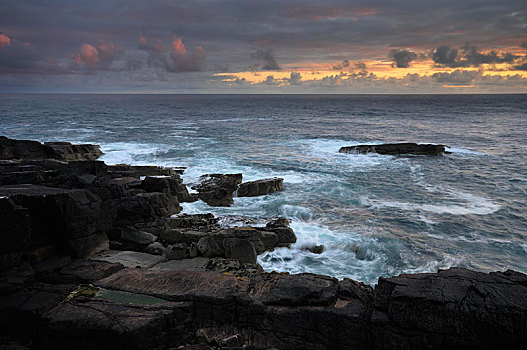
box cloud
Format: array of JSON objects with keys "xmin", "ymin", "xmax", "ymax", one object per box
[
  {"xmin": 74, "ymin": 44, "xmax": 99, "ymax": 67},
  {"xmin": 165, "ymin": 36, "xmax": 205, "ymax": 72},
  {"xmin": 332, "ymin": 59, "xmax": 350, "ymax": 70},
  {"xmin": 287, "ymin": 71, "xmax": 302, "ymax": 85},
  {"xmin": 354, "ymin": 62, "xmax": 367, "ymax": 71},
  {"xmin": 97, "ymin": 42, "xmax": 124, "ymax": 67},
  {"xmin": 389, "ymin": 49, "xmax": 418, "ymax": 68},
  {"xmin": 432, "ymin": 44, "xmax": 520, "ymax": 68},
  {"xmin": 432, "ymin": 46, "xmax": 459, "ymax": 66},
  {"xmin": 521, "ymin": 42, "xmax": 527, "ymax": 50},
  {"xmin": 251, "ymin": 48, "xmax": 280, "ymax": 70},
  {"xmin": 513, "ymin": 63, "xmax": 527, "ymax": 71},
  {"xmin": 0, "ymin": 33, "xmax": 11, "ymax": 50},
  {"xmin": 432, "ymin": 69, "xmax": 481, "ymax": 85},
  {"xmin": 263, "ymin": 75, "xmax": 280, "ymax": 85}
]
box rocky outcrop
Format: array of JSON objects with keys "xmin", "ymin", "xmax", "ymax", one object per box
[
  {"xmin": 192, "ymin": 173, "xmax": 242, "ymax": 206},
  {"xmin": 0, "ymin": 136, "xmax": 102, "ymax": 161},
  {"xmin": 339, "ymin": 142, "xmax": 450, "ymax": 155},
  {"xmin": 1, "ymin": 137, "xmax": 526, "ymax": 350},
  {"xmin": 236, "ymin": 177, "xmax": 284, "ymax": 197}
]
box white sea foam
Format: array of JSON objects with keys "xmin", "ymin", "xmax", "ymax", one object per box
[
  {"xmin": 360, "ymin": 190, "xmax": 500, "ymax": 216},
  {"xmin": 448, "ymin": 146, "xmax": 487, "ymax": 157}
]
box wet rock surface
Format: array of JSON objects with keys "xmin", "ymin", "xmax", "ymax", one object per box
[
  {"xmin": 0, "ymin": 137, "xmax": 526, "ymax": 349},
  {"xmin": 236, "ymin": 177, "xmax": 284, "ymax": 197},
  {"xmin": 339, "ymin": 142, "xmax": 450, "ymax": 155}
]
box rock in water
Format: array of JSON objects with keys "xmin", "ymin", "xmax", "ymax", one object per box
[
  {"xmin": 192, "ymin": 173, "xmax": 242, "ymax": 206},
  {"xmin": 339, "ymin": 142, "xmax": 450, "ymax": 155},
  {"xmin": 236, "ymin": 177, "xmax": 284, "ymax": 197}
]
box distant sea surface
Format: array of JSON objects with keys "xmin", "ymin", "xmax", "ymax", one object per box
[{"xmin": 1, "ymin": 94, "xmax": 526, "ymax": 285}]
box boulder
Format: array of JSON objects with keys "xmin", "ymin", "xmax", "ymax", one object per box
[
  {"xmin": 223, "ymin": 238, "xmax": 257, "ymax": 264},
  {"xmin": 120, "ymin": 229, "xmax": 157, "ymax": 245},
  {"xmin": 265, "ymin": 218, "xmax": 297, "ymax": 246},
  {"xmin": 236, "ymin": 177, "xmax": 284, "ymax": 197},
  {"xmin": 196, "ymin": 235, "xmax": 223, "ymax": 258},
  {"xmin": 192, "ymin": 174, "xmax": 242, "ymax": 206},
  {"xmin": 141, "ymin": 176, "xmax": 197, "ymax": 202},
  {"xmin": 370, "ymin": 267, "xmax": 527, "ymax": 349},
  {"xmin": 339, "ymin": 143, "xmax": 450, "ymax": 155}
]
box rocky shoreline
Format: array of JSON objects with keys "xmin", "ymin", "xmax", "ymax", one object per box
[{"xmin": 1, "ymin": 136, "xmax": 526, "ymax": 349}]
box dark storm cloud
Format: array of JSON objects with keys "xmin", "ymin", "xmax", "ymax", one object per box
[
  {"xmin": 389, "ymin": 49, "xmax": 418, "ymax": 68},
  {"xmin": 521, "ymin": 42, "xmax": 527, "ymax": 50},
  {"xmin": 432, "ymin": 44, "xmax": 520, "ymax": 68},
  {"xmin": 251, "ymin": 48, "xmax": 280, "ymax": 70}
]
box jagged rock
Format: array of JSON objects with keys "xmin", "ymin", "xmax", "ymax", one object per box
[
  {"xmin": 236, "ymin": 177, "xmax": 284, "ymax": 197},
  {"xmin": 43, "ymin": 141, "xmax": 103, "ymax": 161},
  {"xmin": 192, "ymin": 174, "xmax": 242, "ymax": 206},
  {"xmin": 168, "ymin": 213, "xmax": 220, "ymax": 232},
  {"xmin": 141, "ymin": 176, "xmax": 197, "ymax": 203},
  {"xmin": 304, "ymin": 244, "xmax": 324, "ymax": 254},
  {"xmin": 265, "ymin": 218, "xmax": 296, "ymax": 246},
  {"xmin": 370, "ymin": 267, "xmax": 527, "ymax": 349},
  {"xmin": 339, "ymin": 142, "xmax": 449, "ymax": 155},
  {"xmin": 0, "ymin": 185, "xmax": 110, "ymax": 258},
  {"xmin": 115, "ymin": 192, "xmax": 181, "ymax": 235},
  {"xmin": 39, "ymin": 296, "xmax": 192, "ymax": 349},
  {"xmin": 0, "ymin": 197, "xmax": 32, "ymax": 270},
  {"xmin": 0, "ymin": 136, "xmax": 102, "ymax": 161},
  {"xmin": 223, "ymin": 238, "xmax": 257, "ymax": 264},
  {"xmin": 196, "ymin": 235, "xmax": 223, "ymax": 258},
  {"xmin": 165, "ymin": 243, "xmax": 188, "ymax": 260},
  {"xmin": 107, "ymin": 164, "xmax": 181, "ymax": 178}
]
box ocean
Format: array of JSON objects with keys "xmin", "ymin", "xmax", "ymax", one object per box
[{"xmin": 1, "ymin": 93, "xmax": 526, "ymax": 285}]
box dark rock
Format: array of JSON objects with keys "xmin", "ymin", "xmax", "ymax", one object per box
[
  {"xmin": 196, "ymin": 235, "xmax": 223, "ymax": 258},
  {"xmin": 339, "ymin": 142, "xmax": 450, "ymax": 155},
  {"xmin": 40, "ymin": 297, "xmax": 192, "ymax": 349},
  {"xmin": 236, "ymin": 177, "xmax": 284, "ymax": 197},
  {"xmin": 305, "ymin": 244, "xmax": 324, "ymax": 254},
  {"xmin": 165, "ymin": 243, "xmax": 188, "ymax": 260},
  {"xmin": 0, "ymin": 136, "xmax": 102, "ymax": 161},
  {"xmin": 91, "ymin": 250, "xmax": 166, "ymax": 269},
  {"xmin": 107, "ymin": 164, "xmax": 180, "ymax": 178},
  {"xmin": 370, "ymin": 267, "xmax": 527, "ymax": 349},
  {"xmin": 192, "ymin": 174, "xmax": 242, "ymax": 206},
  {"xmin": 144, "ymin": 242, "xmax": 166, "ymax": 256},
  {"xmin": 120, "ymin": 229, "xmax": 157, "ymax": 245},
  {"xmin": 265, "ymin": 218, "xmax": 296, "ymax": 246},
  {"xmin": 223, "ymin": 238, "xmax": 257, "ymax": 264},
  {"xmin": 0, "ymin": 185, "xmax": 109, "ymax": 258},
  {"xmin": 0, "ymin": 197, "xmax": 32, "ymax": 270},
  {"xmin": 168, "ymin": 213, "xmax": 220, "ymax": 232},
  {"xmin": 43, "ymin": 141, "xmax": 103, "ymax": 161},
  {"xmin": 250, "ymin": 272, "xmax": 339, "ymax": 306},
  {"xmin": 141, "ymin": 176, "xmax": 197, "ymax": 203},
  {"xmin": 338, "ymin": 278, "xmax": 374, "ymax": 305}
]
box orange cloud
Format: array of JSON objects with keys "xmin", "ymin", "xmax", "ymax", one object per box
[
  {"xmin": 0, "ymin": 33, "xmax": 11, "ymax": 49},
  {"xmin": 171, "ymin": 37, "xmax": 188, "ymax": 58},
  {"xmin": 75, "ymin": 43, "xmax": 99, "ymax": 67}
]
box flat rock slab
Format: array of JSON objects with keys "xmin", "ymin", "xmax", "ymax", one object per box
[
  {"xmin": 95, "ymin": 268, "xmax": 250, "ymax": 302},
  {"xmin": 339, "ymin": 143, "xmax": 449, "ymax": 155},
  {"xmin": 150, "ymin": 257, "xmax": 210, "ymax": 272},
  {"xmin": 91, "ymin": 250, "xmax": 166, "ymax": 269}
]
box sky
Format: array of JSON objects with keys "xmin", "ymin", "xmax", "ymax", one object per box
[{"xmin": 1, "ymin": 0, "xmax": 526, "ymax": 93}]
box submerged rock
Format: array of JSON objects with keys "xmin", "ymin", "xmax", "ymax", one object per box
[
  {"xmin": 236, "ymin": 177, "xmax": 284, "ymax": 197},
  {"xmin": 339, "ymin": 142, "xmax": 450, "ymax": 155}
]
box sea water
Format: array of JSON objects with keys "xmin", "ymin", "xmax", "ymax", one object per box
[{"xmin": 1, "ymin": 93, "xmax": 526, "ymax": 285}]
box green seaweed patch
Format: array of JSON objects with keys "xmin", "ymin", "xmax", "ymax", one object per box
[{"xmin": 94, "ymin": 288, "xmax": 167, "ymax": 305}]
